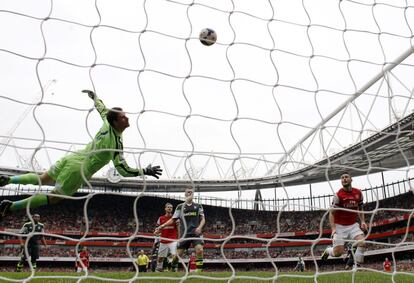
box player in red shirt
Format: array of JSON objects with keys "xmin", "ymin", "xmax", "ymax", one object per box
[
  {"xmin": 188, "ymin": 252, "xmax": 197, "ymax": 272},
  {"xmin": 321, "ymin": 172, "xmax": 367, "ymax": 266},
  {"xmin": 154, "ymin": 203, "xmax": 178, "ymax": 272},
  {"xmin": 383, "ymin": 258, "xmax": 392, "ymax": 272},
  {"xmin": 76, "ymin": 247, "xmax": 90, "ymax": 272}
]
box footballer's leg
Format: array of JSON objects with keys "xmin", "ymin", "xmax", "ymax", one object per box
[
  {"xmin": 4, "ymin": 163, "xmax": 82, "ymax": 214},
  {"xmin": 0, "ymin": 171, "xmax": 54, "ymax": 218},
  {"xmin": 169, "ymin": 241, "xmax": 177, "ymax": 271},
  {"xmin": 353, "ymin": 233, "xmax": 365, "ymax": 264},
  {"xmin": 171, "ymin": 238, "xmax": 191, "ymax": 272},
  {"xmin": 156, "ymin": 256, "xmax": 165, "ymax": 272},
  {"xmin": 16, "ymin": 247, "xmax": 26, "ymax": 272},
  {"xmin": 30, "ymin": 246, "xmax": 39, "ymax": 270},
  {"xmin": 0, "ymin": 171, "xmax": 54, "ymax": 187},
  {"xmin": 343, "ymin": 222, "xmax": 365, "ymax": 266},
  {"xmin": 0, "ymin": 171, "xmax": 56, "ymax": 218},
  {"xmin": 321, "ymin": 226, "xmax": 345, "ymax": 262},
  {"xmin": 170, "ymin": 248, "xmax": 184, "ymax": 272},
  {"xmin": 0, "ymin": 156, "xmax": 84, "ymax": 216},
  {"xmin": 332, "ymin": 244, "xmax": 345, "ymax": 257},
  {"xmin": 156, "ymin": 243, "xmax": 168, "ymax": 272},
  {"xmin": 194, "ymin": 243, "xmax": 204, "ymax": 272}
]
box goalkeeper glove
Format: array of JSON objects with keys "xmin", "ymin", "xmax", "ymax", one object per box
[
  {"xmin": 143, "ymin": 164, "xmax": 162, "ymax": 179},
  {"xmin": 82, "ymin": 89, "xmax": 96, "ymax": 100}
]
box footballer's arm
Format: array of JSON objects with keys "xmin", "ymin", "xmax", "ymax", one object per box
[
  {"xmin": 154, "ymin": 217, "xmax": 175, "ymax": 233},
  {"xmin": 358, "ymin": 204, "xmax": 367, "ymax": 231},
  {"xmin": 329, "ymin": 209, "xmax": 336, "ymax": 235},
  {"xmin": 195, "ymin": 215, "xmax": 205, "ymax": 235}
]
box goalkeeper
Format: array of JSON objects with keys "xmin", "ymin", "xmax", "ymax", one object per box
[{"xmin": 0, "ymin": 90, "xmax": 162, "ymax": 217}]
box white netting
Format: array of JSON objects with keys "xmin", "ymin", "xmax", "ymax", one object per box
[{"xmin": 0, "ymin": 0, "xmax": 414, "ymax": 282}]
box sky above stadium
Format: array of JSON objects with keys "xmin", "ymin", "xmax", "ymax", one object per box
[{"xmin": 0, "ymin": 0, "xmax": 414, "ymax": 199}]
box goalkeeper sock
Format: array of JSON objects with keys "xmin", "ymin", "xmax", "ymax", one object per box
[
  {"xmin": 10, "ymin": 173, "xmax": 39, "ymax": 185},
  {"xmin": 195, "ymin": 254, "xmax": 203, "ymax": 271},
  {"xmin": 10, "ymin": 195, "xmax": 49, "ymax": 211}
]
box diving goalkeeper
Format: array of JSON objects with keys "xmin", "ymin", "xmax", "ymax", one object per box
[{"xmin": 0, "ymin": 90, "xmax": 162, "ymax": 218}]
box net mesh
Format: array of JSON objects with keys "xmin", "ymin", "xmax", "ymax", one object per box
[{"xmin": 0, "ymin": 0, "xmax": 414, "ymax": 282}]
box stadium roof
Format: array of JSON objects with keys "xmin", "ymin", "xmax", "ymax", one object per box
[{"xmin": 1, "ymin": 113, "xmax": 414, "ymax": 193}]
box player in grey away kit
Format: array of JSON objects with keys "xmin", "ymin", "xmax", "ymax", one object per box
[
  {"xmin": 16, "ymin": 214, "xmax": 48, "ymax": 271},
  {"xmin": 155, "ymin": 187, "xmax": 205, "ymax": 272}
]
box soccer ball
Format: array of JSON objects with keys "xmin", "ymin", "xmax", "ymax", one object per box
[{"xmin": 199, "ymin": 28, "xmax": 217, "ymax": 46}]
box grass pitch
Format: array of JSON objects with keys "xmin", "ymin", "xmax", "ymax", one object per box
[{"xmin": 0, "ymin": 271, "xmax": 413, "ymax": 283}]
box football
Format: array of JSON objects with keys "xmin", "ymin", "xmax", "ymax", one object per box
[{"xmin": 199, "ymin": 28, "xmax": 217, "ymax": 46}]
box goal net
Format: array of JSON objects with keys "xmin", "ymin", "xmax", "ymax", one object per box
[{"xmin": 0, "ymin": 0, "xmax": 413, "ymax": 281}]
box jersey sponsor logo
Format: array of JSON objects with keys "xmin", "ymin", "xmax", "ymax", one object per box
[
  {"xmin": 183, "ymin": 211, "xmax": 198, "ymax": 216},
  {"xmin": 163, "ymin": 225, "xmax": 175, "ymax": 229},
  {"xmin": 342, "ymin": 199, "xmax": 358, "ymax": 208}
]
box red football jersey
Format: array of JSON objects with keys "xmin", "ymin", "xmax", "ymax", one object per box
[
  {"xmin": 76, "ymin": 250, "xmax": 90, "ymax": 268},
  {"xmin": 332, "ymin": 187, "xmax": 363, "ymax": 226},
  {"xmin": 383, "ymin": 260, "xmax": 392, "ymax": 272},
  {"xmin": 189, "ymin": 255, "xmax": 197, "ymax": 271},
  {"xmin": 157, "ymin": 214, "xmax": 178, "ymax": 244}
]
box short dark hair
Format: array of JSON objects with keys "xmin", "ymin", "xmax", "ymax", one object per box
[
  {"xmin": 341, "ymin": 171, "xmax": 351, "ymax": 177},
  {"xmin": 106, "ymin": 107, "xmax": 123, "ymax": 127}
]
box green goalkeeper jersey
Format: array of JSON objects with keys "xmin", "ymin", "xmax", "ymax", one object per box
[
  {"xmin": 77, "ymin": 98, "xmax": 144, "ymax": 179},
  {"xmin": 47, "ymin": 98, "xmax": 143, "ymax": 196}
]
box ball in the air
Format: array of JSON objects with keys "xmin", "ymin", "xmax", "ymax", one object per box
[{"xmin": 199, "ymin": 28, "xmax": 217, "ymax": 46}]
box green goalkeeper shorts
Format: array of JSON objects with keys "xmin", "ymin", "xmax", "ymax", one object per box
[{"xmin": 48, "ymin": 155, "xmax": 87, "ymax": 196}]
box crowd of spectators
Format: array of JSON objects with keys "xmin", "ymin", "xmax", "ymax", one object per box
[
  {"xmin": 1, "ymin": 191, "xmax": 412, "ymax": 236},
  {"xmin": 1, "ymin": 232, "xmax": 412, "ymax": 261},
  {"xmin": 0, "ymin": 191, "xmax": 412, "ymax": 272},
  {"xmin": 2, "ymin": 245, "xmax": 414, "ymax": 272}
]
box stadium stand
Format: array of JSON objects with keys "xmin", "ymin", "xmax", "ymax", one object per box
[{"xmin": 0, "ymin": 187, "xmax": 413, "ymax": 272}]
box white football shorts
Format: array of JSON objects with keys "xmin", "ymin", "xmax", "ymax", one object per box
[
  {"xmin": 158, "ymin": 241, "xmax": 178, "ymax": 258},
  {"xmin": 333, "ymin": 223, "xmax": 364, "ymax": 247}
]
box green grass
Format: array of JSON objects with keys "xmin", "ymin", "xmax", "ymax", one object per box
[{"xmin": 0, "ymin": 271, "xmax": 413, "ymax": 283}]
